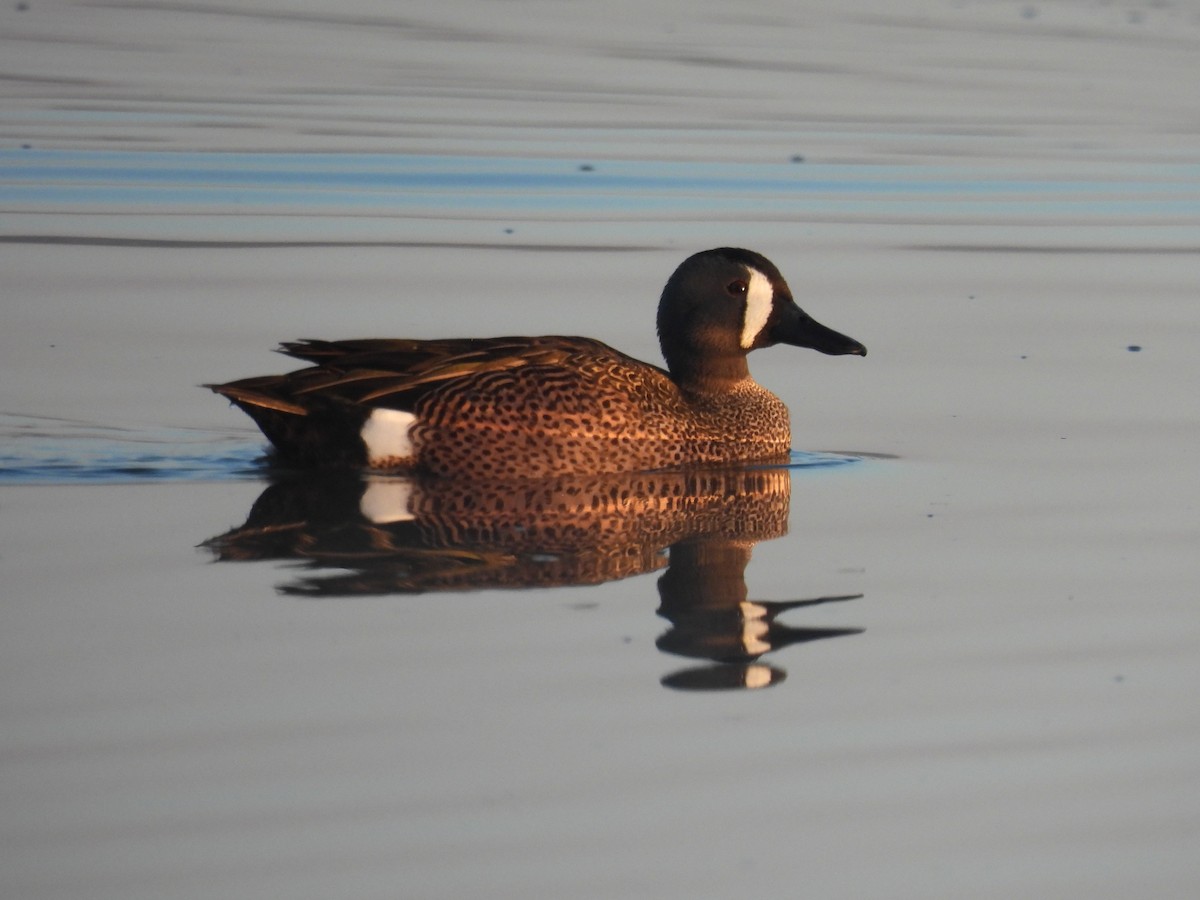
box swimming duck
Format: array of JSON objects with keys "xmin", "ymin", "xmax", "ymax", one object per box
[{"xmin": 208, "ymin": 247, "xmax": 866, "ymax": 479}]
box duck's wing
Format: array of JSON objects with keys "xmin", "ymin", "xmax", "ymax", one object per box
[{"xmin": 208, "ymin": 336, "xmax": 620, "ymax": 413}]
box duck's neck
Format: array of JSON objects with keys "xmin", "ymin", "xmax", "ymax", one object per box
[{"xmin": 668, "ymin": 353, "xmax": 751, "ymax": 396}]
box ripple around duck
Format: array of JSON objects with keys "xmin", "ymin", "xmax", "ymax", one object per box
[
  {"xmin": 784, "ymin": 450, "xmax": 864, "ymax": 470},
  {"xmin": 0, "ymin": 414, "xmax": 863, "ymax": 485},
  {"xmin": 0, "ymin": 414, "xmax": 265, "ymax": 484}
]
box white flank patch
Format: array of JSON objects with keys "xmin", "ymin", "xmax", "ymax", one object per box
[
  {"xmin": 360, "ymin": 407, "xmax": 417, "ymax": 467},
  {"xmin": 739, "ymin": 267, "xmax": 774, "ymax": 349},
  {"xmin": 359, "ymin": 478, "xmax": 415, "ymax": 524}
]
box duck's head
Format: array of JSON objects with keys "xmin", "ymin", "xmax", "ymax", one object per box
[{"xmin": 657, "ymin": 247, "xmax": 866, "ymax": 391}]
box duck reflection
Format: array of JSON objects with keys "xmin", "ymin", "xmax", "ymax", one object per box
[{"xmin": 204, "ymin": 467, "xmax": 862, "ymax": 690}]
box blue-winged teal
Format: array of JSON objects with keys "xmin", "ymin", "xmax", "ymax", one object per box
[{"xmin": 208, "ymin": 247, "xmax": 866, "ymax": 479}]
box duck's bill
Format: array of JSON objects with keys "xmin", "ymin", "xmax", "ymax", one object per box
[{"xmin": 772, "ymin": 306, "xmax": 867, "ymax": 357}]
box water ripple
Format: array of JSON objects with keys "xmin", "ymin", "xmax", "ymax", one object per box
[
  {"xmin": 0, "ymin": 414, "xmax": 264, "ymax": 485},
  {"xmin": 3, "ymin": 149, "xmax": 1198, "ymax": 222}
]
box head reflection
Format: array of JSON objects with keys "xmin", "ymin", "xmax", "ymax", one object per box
[{"xmin": 204, "ymin": 466, "xmax": 861, "ymax": 690}]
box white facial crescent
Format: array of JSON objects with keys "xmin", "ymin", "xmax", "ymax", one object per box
[{"xmin": 740, "ymin": 268, "xmax": 774, "ymax": 349}]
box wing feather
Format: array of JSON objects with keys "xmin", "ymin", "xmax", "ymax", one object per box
[{"xmin": 211, "ymin": 336, "xmax": 616, "ymax": 415}]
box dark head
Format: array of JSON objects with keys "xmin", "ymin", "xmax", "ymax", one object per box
[{"xmin": 657, "ymin": 247, "xmax": 866, "ymax": 391}]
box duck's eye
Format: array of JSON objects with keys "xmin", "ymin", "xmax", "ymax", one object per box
[{"xmin": 726, "ymin": 279, "xmax": 748, "ymax": 296}]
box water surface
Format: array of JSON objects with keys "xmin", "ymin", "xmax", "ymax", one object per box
[{"xmin": 3, "ymin": 3, "xmax": 1200, "ymax": 899}]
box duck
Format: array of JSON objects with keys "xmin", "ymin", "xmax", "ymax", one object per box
[{"xmin": 207, "ymin": 247, "xmax": 866, "ymax": 480}]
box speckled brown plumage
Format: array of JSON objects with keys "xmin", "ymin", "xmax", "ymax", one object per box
[{"xmin": 208, "ymin": 248, "xmax": 866, "ymax": 479}]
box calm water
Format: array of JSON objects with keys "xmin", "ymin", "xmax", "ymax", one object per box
[{"xmin": 4, "ymin": 3, "xmax": 1200, "ymax": 899}]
